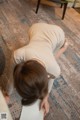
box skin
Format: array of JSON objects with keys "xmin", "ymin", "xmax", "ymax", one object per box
[
  {"xmin": 40, "ymin": 94, "xmax": 49, "ymax": 116},
  {"xmin": 5, "ymin": 95, "xmax": 10, "ymax": 104}
]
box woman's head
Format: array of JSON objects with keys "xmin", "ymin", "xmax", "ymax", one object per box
[{"xmin": 13, "ymin": 60, "xmax": 48, "ymax": 106}]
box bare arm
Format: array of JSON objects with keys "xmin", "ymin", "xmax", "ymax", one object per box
[{"xmin": 40, "ymin": 93, "xmax": 49, "ymax": 116}]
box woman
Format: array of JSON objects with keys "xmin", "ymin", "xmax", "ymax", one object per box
[{"xmin": 14, "ymin": 23, "xmax": 69, "ymax": 120}]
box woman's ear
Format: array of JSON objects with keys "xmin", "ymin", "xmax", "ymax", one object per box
[{"xmin": 47, "ymin": 73, "xmax": 55, "ymax": 79}]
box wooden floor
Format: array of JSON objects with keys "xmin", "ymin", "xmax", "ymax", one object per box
[{"xmin": 0, "ymin": 0, "xmax": 80, "ymax": 120}]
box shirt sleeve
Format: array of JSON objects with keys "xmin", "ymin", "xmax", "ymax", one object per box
[{"xmin": 14, "ymin": 48, "xmax": 25, "ymax": 64}]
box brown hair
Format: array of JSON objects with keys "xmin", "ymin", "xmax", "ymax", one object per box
[{"xmin": 13, "ymin": 60, "xmax": 49, "ymax": 106}]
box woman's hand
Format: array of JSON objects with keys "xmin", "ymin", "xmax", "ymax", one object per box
[{"xmin": 40, "ymin": 94, "xmax": 49, "ymax": 116}]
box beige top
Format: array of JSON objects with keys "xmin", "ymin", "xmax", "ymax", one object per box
[
  {"xmin": 14, "ymin": 23, "xmax": 65, "ymax": 120},
  {"xmin": 0, "ymin": 90, "xmax": 13, "ymax": 120},
  {"xmin": 20, "ymin": 99, "xmax": 44, "ymax": 120},
  {"xmin": 14, "ymin": 23, "xmax": 65, "ymax": 92}
]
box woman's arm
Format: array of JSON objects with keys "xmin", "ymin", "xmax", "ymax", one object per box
[{"xmin": 40, "ymin": 94, "xmax": 49, "ymax": 116}]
